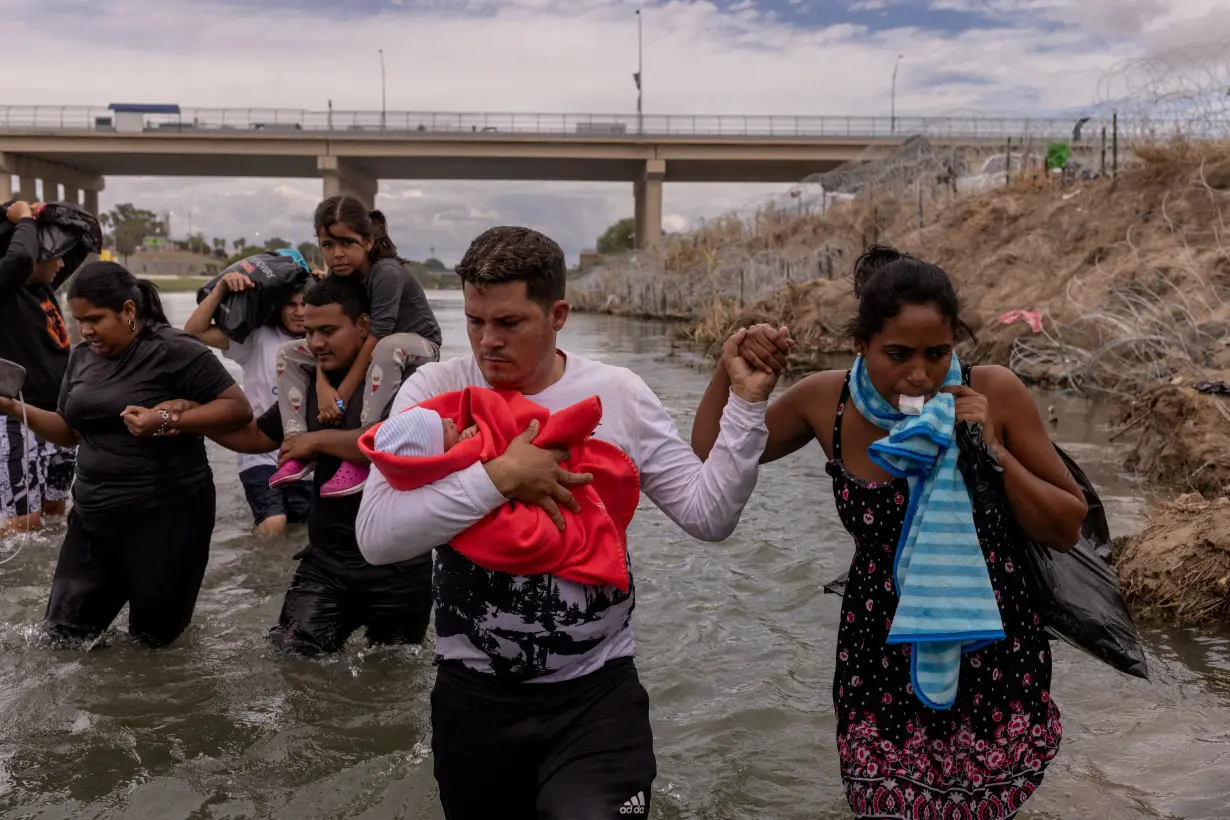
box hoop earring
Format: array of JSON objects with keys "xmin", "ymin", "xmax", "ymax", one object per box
[{"xmin": 128, "ymin": 319, "xmax": 137, "ymax": 333}]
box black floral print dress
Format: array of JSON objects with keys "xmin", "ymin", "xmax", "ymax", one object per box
[{"xmin": 826, "ymin": 371, "xmax": 1062, "ymax": 819}]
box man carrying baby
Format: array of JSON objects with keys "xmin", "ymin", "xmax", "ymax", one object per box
[{"xmin": 355, "ymin": 225, "xmax": 784, "ymax": 820}]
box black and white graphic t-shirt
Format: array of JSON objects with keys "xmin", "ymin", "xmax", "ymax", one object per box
[{"xmin": 357, "ymin": 351, "xmax": 768, "ymax": 683}]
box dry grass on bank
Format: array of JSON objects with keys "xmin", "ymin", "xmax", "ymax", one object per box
[
  {"xmin": 702, "ymin": 140, "xmax": 1230, "ymax": 396},
  {"xmin": 1117, "ymin": 493, "xmax": 1230, "ymax": 625},
  {"xmin": 571, "ymin": 138, "xmax": 1230, "ymax": 501},
  {"xmin": 574, "ymin": 138, "xmax": 1230, "ymax": 400}
]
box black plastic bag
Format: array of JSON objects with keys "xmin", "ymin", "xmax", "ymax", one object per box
[
  {"xmin": 0, "ymin": 201, "xmax": 101, "ymax": 281},
  {"xmin": 1012, "ymin": 445, "xmax": 1148, "ymax": 679},
  {"xmin": 823, "ymin": 423, "xmax": 1148, "ymax": 681},
  {"xmin": 35, "ymin": 202, "xmax": 104, "ymax": 262},
  {"xmin": 196, "ymin": 249, "xmax": 310, "ymax": 343}
]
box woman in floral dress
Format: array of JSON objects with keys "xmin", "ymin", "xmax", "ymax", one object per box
[{"xmin": 691, "ymin": 246, "xmax": 1089, "ymax": 818}]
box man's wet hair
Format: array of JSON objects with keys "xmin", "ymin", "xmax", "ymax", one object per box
[
  {"xmin": 454, "ymin": 226, "xmax": 567, "ymax": 309},
  {"xmin": 304, "ymin": 274, "xmax": 370, "ymax": 323}
]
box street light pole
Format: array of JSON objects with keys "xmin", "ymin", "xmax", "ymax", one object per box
[
  {"xmin": 890, "ymin": 53, "xmax": 903, "ymax": 136},
  {"xmin": 635, "ymin": 8, "xmax": 643, "ymax": 136},
  {"xmin": 379, "ymin": 49, "xmax": 387, "ymax": 131}
]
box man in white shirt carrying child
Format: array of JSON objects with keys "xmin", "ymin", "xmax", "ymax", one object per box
[
  {"xmin": 356, "ymin": 225, "xmax": 787, "ymax": 820},
  {"xmin": 185, "ymin": 269, "xmax": 312, "ymax": 535}
]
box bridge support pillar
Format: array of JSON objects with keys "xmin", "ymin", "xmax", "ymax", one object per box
[
  {"xmin": 0, "ymin": 153, "xmax": 103, "ymax": 211},
  {"xmin": 17, "ymin": 173, "xmax": 37, "ymax": 203},
  {"xmin": 83, "ymin": 190, "xmax": 99, "ymax": 217},
  {"xmin": 318, "ymin": 156, "xmax": 377, "ymax": 210},
  {"xmin": 0, "ymin": 153, "xmax": 10, "ymax": 202},
  {"xmin": 634, "ymin": 159, "xmax": 665, "ymax": 250},
  {"xmin": 62, "ymin": 186, "xmax": 81, "ymax": 207}
]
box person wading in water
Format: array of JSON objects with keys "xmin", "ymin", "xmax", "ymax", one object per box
[
  {"xmin": 0, "ymin": 200, "xmax": 89, "ymax": 534},
  {"xmin": 355, "ymin": 225, "xmax": 782, "ymax": 820},
  {"xmin": 167, "ymin": 275, "xmax": 432, "ymax": 654},
  {"xmin": 691, "ymin": 245, "xmax": 1087, "ymax": 820},
  {"xmin": 185, "ymin": 270, "xmax": 311, "ymax": 536},
  {"xmin": 0, "ymin": 262, "xmax": 253, "ymax": 647}
]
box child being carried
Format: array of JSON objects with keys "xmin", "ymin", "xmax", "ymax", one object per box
[{"xmin": 360, "ymin": 386, "xmax": 639, "ymax": 591}]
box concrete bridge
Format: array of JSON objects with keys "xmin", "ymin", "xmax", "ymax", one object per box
[{"xmin": 0, "ymin": 105, "xmax": 1101, "ymax": 248}]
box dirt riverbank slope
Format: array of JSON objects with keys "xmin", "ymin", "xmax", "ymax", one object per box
[
  {"xmin": 1117, "ymin": 494, "xmax": 1230, "ymax": 625},
  {"xmin": 571, "ymin": 140, "xmax": 1230, "ymax": 502}
]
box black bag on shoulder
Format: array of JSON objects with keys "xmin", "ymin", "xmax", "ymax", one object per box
[
  {"xmin": 823, "ymin": 422, "xmax": 1149, "ymax": 680},
  {"xmin": 196, "ymin": 250, "xmax": 310, "ymax": 343},
  {"xmin": 0, "ymin": 200, "xmax": 102, "ymax": 281}
]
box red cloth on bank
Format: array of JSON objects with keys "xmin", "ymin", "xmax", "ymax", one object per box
[{"xmin": 357, "ymin": 386, "xmax": 640, "ymax": 591}]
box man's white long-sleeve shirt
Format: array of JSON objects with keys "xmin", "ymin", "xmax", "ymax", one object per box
[{"xmin": 356, "ymin": 350, "xmax": 767, "ymax": 682}]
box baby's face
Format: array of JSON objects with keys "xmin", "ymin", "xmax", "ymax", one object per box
[
  {"xmin": 442, "ymin": 419, "xmax": 479, "ymax": 451},
  {"xmin": 442, "ymin": 418, "xmax": 462, "ymax": 451}
]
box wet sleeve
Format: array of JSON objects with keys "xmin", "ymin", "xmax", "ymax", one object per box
[
  {"xmin": 0, "ymin": 219, "xmax": 37, "ymax": 302},
  {"xmin": 365, "ymin": 261, "xmax": 406, "ymax": 340},
  {"xmin": 56, "ymin": 346, "xmax": 82, "ymax": 416},
  {"xmin": 255, "ymin": 404, "xmax": 285, "ymax": 447},
  {"xmin": 632, "ymin": 375, "xmax": 768, "ymax": 542},
  {"xmin": 168, "ymin": 335, "xmax": 237, "ymax": 403}
]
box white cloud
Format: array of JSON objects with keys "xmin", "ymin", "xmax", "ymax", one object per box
[{"xmin": 3, "ymin": 0, "xmax": 1228, "ymax": 263}]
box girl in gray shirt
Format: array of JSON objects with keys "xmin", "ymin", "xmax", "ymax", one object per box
[{"xmin": 271, "ymin": 196, "xmax": 442, "ymax": 498}]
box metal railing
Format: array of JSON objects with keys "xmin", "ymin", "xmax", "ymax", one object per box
[{"xmin": 0, "ymin": 105, "xmax": 1197, "ymax": 142}]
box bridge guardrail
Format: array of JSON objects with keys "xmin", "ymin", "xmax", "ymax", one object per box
[{"xmin": 0, "ymin": 106, "xmax": 1204, "ymax": 141}]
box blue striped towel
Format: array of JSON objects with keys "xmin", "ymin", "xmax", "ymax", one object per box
[{"xmin": 847, "ymin": 354, "xmax": 1004, "ymax": 709}]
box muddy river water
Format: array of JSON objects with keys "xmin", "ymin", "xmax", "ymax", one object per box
[{"xmin": 1, "ymin": 291, "xmax": 1227, "ymax": 819}]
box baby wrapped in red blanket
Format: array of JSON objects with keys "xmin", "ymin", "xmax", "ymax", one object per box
[{"xmin": 357, "ymin": 386, "xmax": 640, "ymax": 591}]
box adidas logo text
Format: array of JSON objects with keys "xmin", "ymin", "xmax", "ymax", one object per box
[{"xmin": 619, "ymin": 791, "xmax": 647, "ymax": 814}]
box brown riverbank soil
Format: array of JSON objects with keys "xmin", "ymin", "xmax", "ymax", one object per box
[
  {"xmin": 693, "ymin": 144, "xmax": 1230, "ymax": 392},
  {"xmin": 1111, "ymin": 384, "xmax": 1230, "ymax": 499},
  {"xmin": 1116, "ymin": 493, "xmax": 1230, "ymax": 625},
  {"xmin": 574, "ymin": 138, "xmax": 1230, "ymax": 497}
]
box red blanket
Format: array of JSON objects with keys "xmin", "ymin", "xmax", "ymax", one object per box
[{"xmin": 357, "ymin": 386, "xmax": 640, "ymax": 591}]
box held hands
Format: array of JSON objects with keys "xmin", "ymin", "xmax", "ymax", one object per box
[
  {"xmin": 483, "ymin": 419, "xmax": 594, "ymax": 531},
  {"xmin": 723, "ymin": 323, "xmax": 795, "ymax": 403},
  {"xmin": 316, "ymin": 381, "xmax": 345, "ymax": 425},
  {"xmin": 145, "ymin": 399, "xmax": 199, "ymax": 437},
  {"xmin": 941, "ymin": 385, "xmax": 998, "ymax": 449},
  {"xmin": 121, "ymin": 405, "xmax": 170, "ymax": 437}
]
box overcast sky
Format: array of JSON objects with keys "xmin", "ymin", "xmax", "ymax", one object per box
[{"xmin": 5, "ymin": 0, "xmax": 1228, "ymax": 264}]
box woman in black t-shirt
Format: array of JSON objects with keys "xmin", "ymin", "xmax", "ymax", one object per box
[{"xmin": 0, "ymin": 262, "xmax": 253, "ymax": 647}]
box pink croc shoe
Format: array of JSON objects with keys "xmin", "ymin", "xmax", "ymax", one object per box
[
  {"xmin": 270, "ymin": 458, "xmax": 315, "ymax": 489},
  {"xmin": 319, "ymin": 461, "xmax": 369, "ymax": 498}
]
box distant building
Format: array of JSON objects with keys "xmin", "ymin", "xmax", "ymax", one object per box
[{"xmin": 578, "ymin": 249, "xmax": 600, "ymax": 269}]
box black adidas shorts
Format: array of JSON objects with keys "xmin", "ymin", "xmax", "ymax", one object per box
[{"xmin": 431, "ymin": 657, "xmax": 657, "ymax": 820}]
